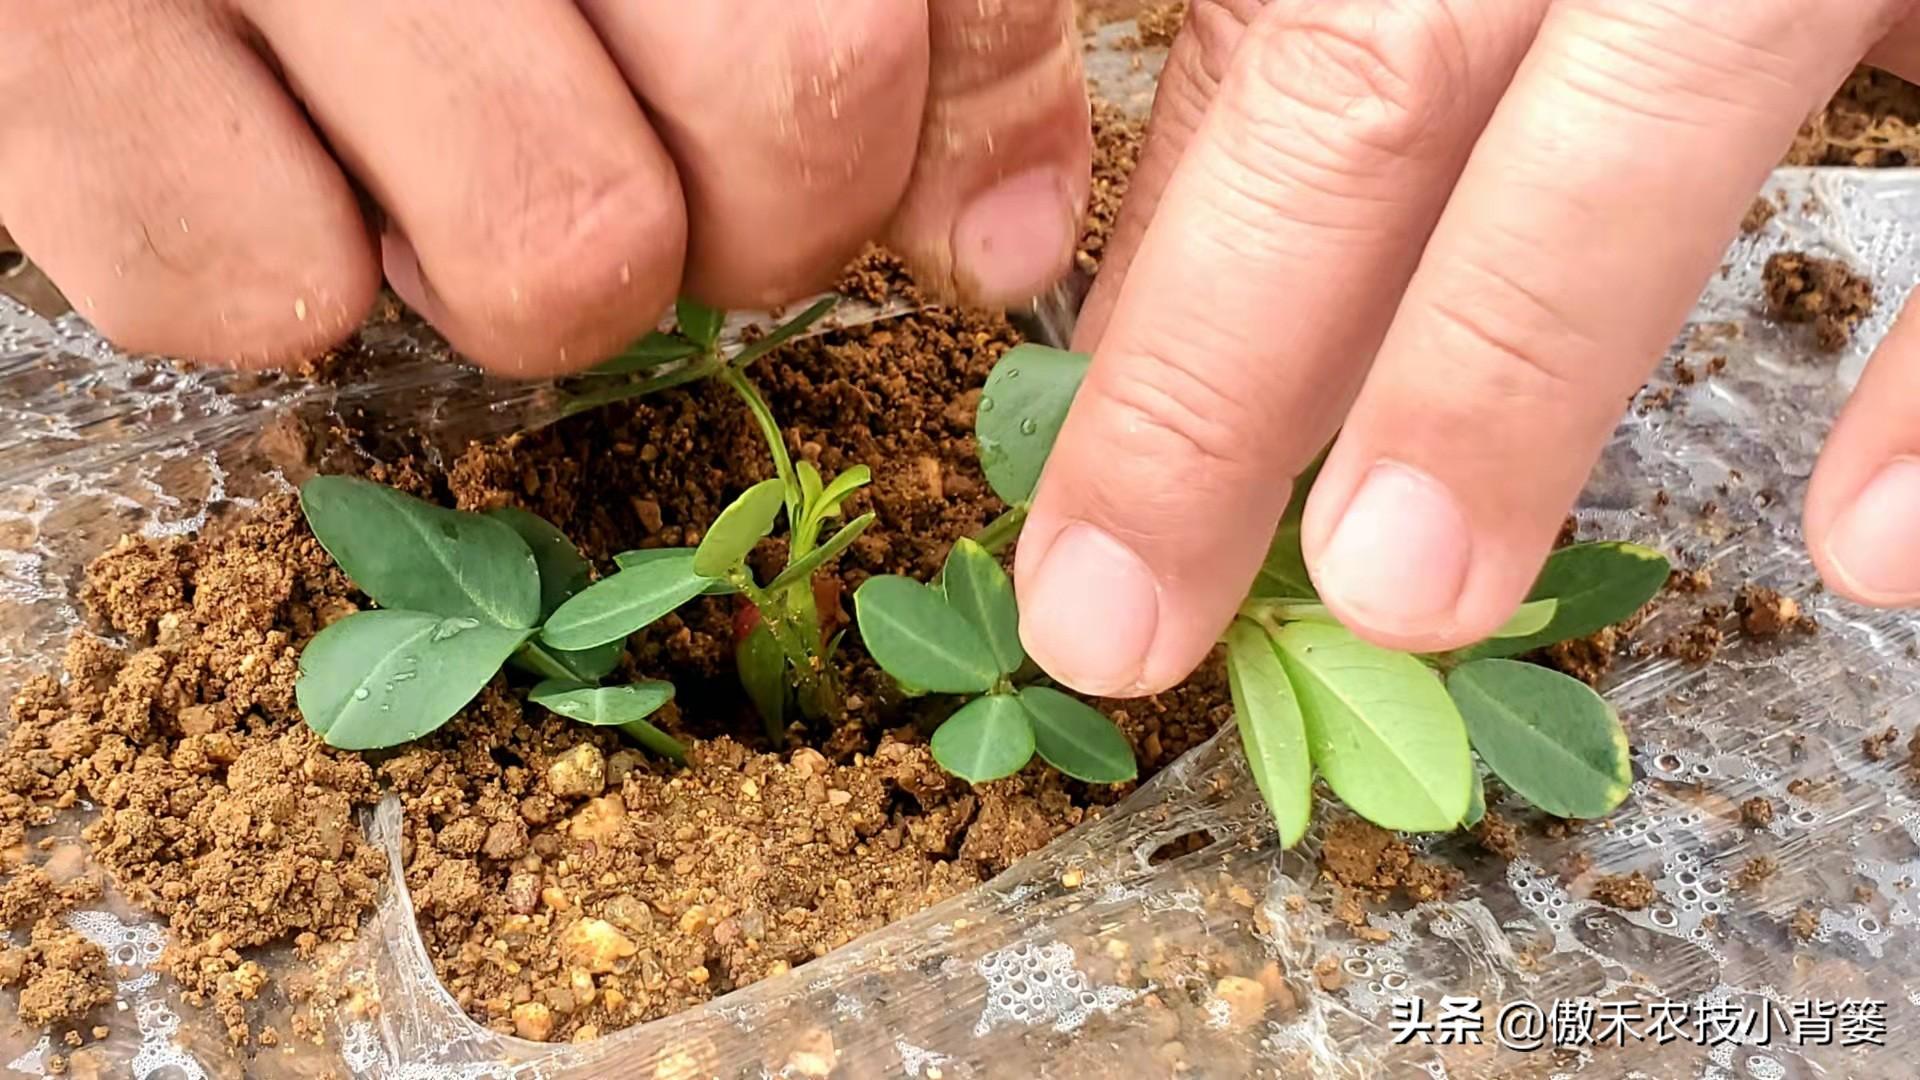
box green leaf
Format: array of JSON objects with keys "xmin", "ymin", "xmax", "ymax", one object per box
[
  {"xmin": 852, "ymin": 576, "xmax": 999, "ymax": 694},
  {"xmin": 542, "ymin": 553, "xmax": 710, "ymax": 651},
  {"xmin": 1225, "ymin": 620, "xmax": 1312, "ymax": 847},
  {"xmin": 485, "ymin": 507, "xmax": 591, "ymax": 620},
  {"xmin": 736, "ymin": 621, "xmax": 788, "ymax": 738},
  {"xmin": 941, "ymin": 538, "xmax": 1023, "ymax": 677},
  {"xmin": 1275, "ymin": 621, "xmax": 1471, "ymax": 832},
  {"xmin": 1248, "ymin": 453, "xmax": 1325, "ymax": 601},
  {"xmin": 590, "ymin": 332, "xmax": 702, "ymax": 375},
  {"xmin": 676, "ymin": 298, "xmax": 725, "ymax": 349},
  {"xmin": 614, "ymin": 548, "xmax": 736, "ymax": 595},
  {"xmin": 1448, "ymin": 659, "xmax": 1633, "ymax": 819},
  {"xmin": 693, "ymin": 478, "xmax": 786, "ymax": 578},
  {"xmin": 510, "ymin": 639, "xmax": 622, "ymax": 683},
  {"xmin": 297, "ymin": 610, "xmax": 529, "ymax": 750},
  {"xmin": 299, "ymin": 476, "xmax": 541, "ymax": 628},
  {"xmin": 529, "ymin": 678, "xmax": 675, "ymax": 725},
  {"xmin": 797, "ymin": 461, "xmax": 825, "ymax": 510},
  {"xmin": 1465, "ymin": 542, "xmax": 1670, "ymax": 659},
  {"xmin": 814, "ymin": 465, "xmax": 872, "ymax": 521},
  {"xmin": 1463, "ymin": 767, "xmax": 1487, "ymax": 828},
  {"xmin": 1491, "ymin": 599, "xmax": 1558, "ymax": 640},
  {"xmin": 976, "ymin": 344, "xmax": 1090, "ymax": 505},
  {"xmin": 931, "ymin": 694, "xmax": 1035, "ymax": 783},
  {"xmin": 766, "ymin": 513, "xmax": 874, "ymax": 593},
  {"xmin": 730, "ymin": 295, "xmax": 838, "ymax": 370},
  {"xmin": 1017, "ymin": 686, "xmax": 1135, "ymax": 783}
]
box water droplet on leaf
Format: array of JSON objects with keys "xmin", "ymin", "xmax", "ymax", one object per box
[
  {"xmin": 352, "ymin": 687, "xmax": 370, "ymax": 701},
  {"xmin": 430, "ymin": 616, "xmax": 482, "ymax": 642},
  {"xmin": 1005, "ymin": 368, "xmax": 1021, "ymax": 379},
  {"xmin": 1019, "ymin": 418, "xmax": 1038, "ymax": 435},
  {"xmin": 979, "ymin": 397, "xmax": 995, "ymax": 412}
]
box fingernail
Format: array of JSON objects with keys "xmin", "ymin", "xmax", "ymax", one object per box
[
  {"xmin": 952, "ymin": 168, "xmax": 1074, "ymax": 305},
  {"xmin": 1826, "ymin": 457, "xmax": 1920, "ymax": 603},
  {"xmin": 1315, "ymin": 462, "xmax": 1472, "ymax": 633},
  {"xmin": 1018, "ymin": 523, "xmax": 1159, "ymax": 695}
]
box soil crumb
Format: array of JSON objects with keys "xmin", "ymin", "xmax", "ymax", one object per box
[
  {"xmin": 1735, "ymin": 585, "xmax": 1817, "ymax": 638},
  {"xmin": 1318, "ymin": 819, "xmax": 1462, "ymax": 904},
  {"xmin": 1733, "ymin": 856, "xmax": 1778, "ymax": 890},
  {"xmin": 1740, "ymin": 195, "xmax": 1778, "ymax": 235},
  {"xmin": 1591, "ymin": 870, "xmax": 1657, "ymax": 911},
  {"xmin": 1863, "ymin": 726, "xmax": 1901, "ymax": 762},
  {"xmin": 1740, "ymin": 797, "xmax": 1776, "ymax": 829},
  {"xmin": 1789, "ymin": 906, "xmax": 1820, "ymax": 942},
  {"xmin": 0, "ymin": 920, "xmax": 114, "ymax": 1027},
  {"xmin": 1762, "ymin": 252, "xmax": 1874, "ymax": 353},
  {"xmin": 1472, "ymin": 812, "xmax": 1522, "ymax": 861},
  {"xmin": 1661, "ymin": 608, "xmax": 1727, "ymax": 665}
]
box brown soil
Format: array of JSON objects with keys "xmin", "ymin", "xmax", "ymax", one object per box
[
  {"xmin": 1317, "ymin": 819, "xmax": 1462, "ymax": 904},
  {"xmin": 1762, "ymin": 252, "xmax": 1875, "ymax": 353},
  {"xmin": 1739, "ymin": 196, "xmax": 1778, "ymax": 235},
  {"xmin": 1789, "ymin": 906, "xmax": 1820, "ymax": 942},
  {"xmin": 1078, "ymin": 104, "xmax": 1147, "ymax": 279},
  {"xmin": 1135, "ymin": 2, "xmax": 1186, "ymax": 46},
  {"xmin": 1732, "ymin": 856, "xmax": 1777, "ymax": 890},
  {"xmin": 1863, "ymin": 726, "xmax": 1900, "ymax": 762},
  {"xmin": 1791, "ymin": 68, "xmax": 1920, "ymax": 167},
  {"xmin": 1740, "ymin": 797, "xmax": 1776, "ymax": 829},
  {"xmin": 1590, "ymin": 871, "xmax": 1656, "ymax": 912},
  {"xmin": 1472, "ymin": 812, "xmax": 1522, "ymax": 860},
  {"xmin": 1735, "ymin": 585, "xmax": 1817, "ymax": 638}
]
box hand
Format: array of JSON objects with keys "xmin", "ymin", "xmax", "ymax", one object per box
[
  {"xmin": 0, "ymin": 0, "xmax": 1090, "ymax": 374},
  {"xmin": 1016, "ymin": 0, "xmax": 1920, "ymax": 696}
]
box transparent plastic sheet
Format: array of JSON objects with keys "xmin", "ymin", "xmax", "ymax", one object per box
[{"xmin": 4, "ymin": 148, "xmax": 1920, "ymax": 1080}]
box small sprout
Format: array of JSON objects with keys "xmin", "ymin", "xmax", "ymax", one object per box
[
  {"xmin": 294, "ymin": 478, "xmax": 685, "ymax": 759},
  {"xmin": 857, "ymin": 539, "xmax": 1138, "ymax": 785},
  {"xmin": 1224, "ymin": 620, "xmax": 1311, "ymax": 848},
  {"xmin": 975, "ymin": 344, "xmax": 1089, "ymax": 507},
  {"xmin": 693, "ymin": 477, "xmax": 787, "ymax": 578}
]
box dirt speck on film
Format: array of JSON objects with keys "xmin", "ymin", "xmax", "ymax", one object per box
[
  {"xmin": 1591, "ymin": 871, "xmax": 1657, "ymax": 912},
  {"xmin": 1762, "ymin": 252, "xmax": 1874, "ymax": 353},
  {"xmin": 1318, "ymin": 819, "xmax": 1463, "ymax": 904},
  {"xmin": 1740, "ymin": 797, "xmax": 1776, "ymax": 829}
]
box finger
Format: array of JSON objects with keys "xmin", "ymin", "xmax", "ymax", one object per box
[
  {"xmin": 1015, "ymin": 0, "xmax": 1543, "ymax": 696},
  {"xmin": 1074, "ymin": 0, "xmax": 1264, "ymax": 352},
  {"xmin": 238, "ymin": 0, "xmax": 685, "ymax": 376},
  {"xmin": 0, "ymin": 1, "xmax": 377, "ymax": 366},
  {"xmin": 1301, "ymin": 0, "xmax": 1889, "ymax": 652},
  {"xmin": 576, "ymin": 1, "xmax": 929, "ymax": 310},
  {"xmin": 885, "ymin": 0, "xmax": 1093, "ymax": 307},
  {"xmin": 1806, "ymin": 295, "xmax": 1920, "ymax": 606}
]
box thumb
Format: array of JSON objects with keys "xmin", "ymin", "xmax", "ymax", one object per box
[{"xmin": 885, "ymin": 0, "xmax": 1091, "ymax": 307}]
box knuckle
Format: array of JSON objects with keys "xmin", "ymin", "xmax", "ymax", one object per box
[
  {"xmin": 1421, "ymin": 260, "xmax": 1591, "ymax": 404},
  {"xmin": 1089, "ymin": 331, "xmax": 1266, "ymax": 474},
  {"xmin": 1231, "ymin": 0, "xmax": 1468, "ymax": 167},
  {"xmin": 442, "ymin": 161, "xmax": 683, "ymax": 359}
]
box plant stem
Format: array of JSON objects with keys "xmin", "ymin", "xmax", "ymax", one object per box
[
  {"xmin": 730, "ymin": 568, "xmax": 838, "ymax": 725},
  {"xmin": 973, "ymin": 503, "xmax": 1029, "ymax": 554},
  {"xmin": 718, "ymin": 366, "xmax": 805, "ymax": 537},
  {"xmin": 620, "ymin": 720, "xmax": 687, "ymax": 763}
]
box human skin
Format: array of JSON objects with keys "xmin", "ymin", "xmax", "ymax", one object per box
[{"xmin": 4, "ymin": 1, "xmax": 1919, "ymax": 698}]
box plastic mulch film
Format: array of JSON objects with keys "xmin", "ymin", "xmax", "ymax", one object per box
[{"xmin": 4, "ymin": 148, "xmax": 1920, "ymax": 1080}]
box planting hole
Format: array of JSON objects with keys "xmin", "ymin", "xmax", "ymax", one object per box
[{"xmin": 1146, "ymin": 829, "xmax": 1217, "ymax": 866}]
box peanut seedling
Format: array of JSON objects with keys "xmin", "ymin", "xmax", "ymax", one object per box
[
  {"xmin": 295, "ymin": 477, "xmax": 682, "ymax": 758},
  {"xmin": 934, "ymin": 343, "xmax": 1669, "ymax": 841},
  {"xmin": 854, "ymin": 538, "xmax": 1137, "ymax": 784},
  {"xmin": 557, "ymin": 296, "xmax": 874, "ymax": 740}
]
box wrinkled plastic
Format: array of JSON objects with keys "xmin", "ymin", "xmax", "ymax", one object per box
[{"xmin": 6, "ymin": 107, "xmax": 1920, "ymax": 1080}]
